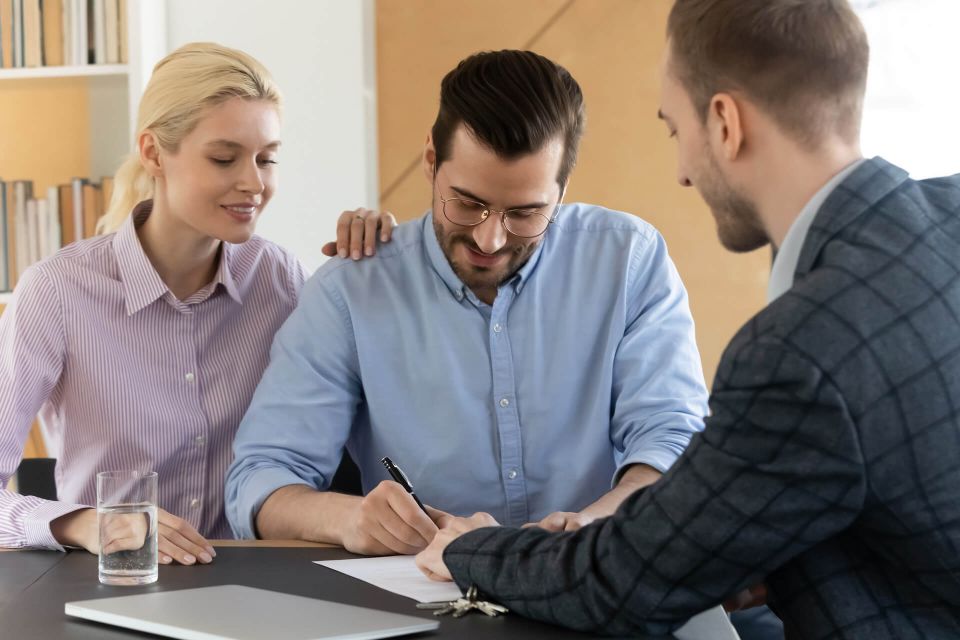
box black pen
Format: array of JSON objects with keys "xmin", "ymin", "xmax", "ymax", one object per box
[{"xmin": 380, "ymin": 456, "xmax": 430, "ymax": 516}]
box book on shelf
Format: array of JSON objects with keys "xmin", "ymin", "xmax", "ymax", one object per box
[
  {"xmin": 0, "ymin": 0, "xmax": 125, "ymax": 69},
  {"xmin": 13, "ymin": 180, "xmax": 32, "ymax": 279},
  {"xmin": 116, "ymin": 0, "xmax": 124, "ymax": 67},
  {"xmin": 25, "ymin": 199, "xmax": 39, "ymax": 264},
  {"xmin": 0, "ymin": 176, "xmax": 109, "ymax": 292},
  {"xmin": 90, "ymin": 0, "xmax": 101, "ymax": 64},
  {"xmin": 0, "ymin": 0, "xmax": 14, "ymax": 69},
  {"xmin": 3, "ymin": 182, "xmax": 14, "ymax": 289},
  {"xmin": 84, "ymin": 0, "xmax": 94, "ymax": 63},
  {"xmin": 11, "ymin": 0, "xmax": 22, "ymax": 67},
  {"xmin": 81, "ymin": 180, "xmax": 100, "ymax": 238},
  {"xmin": 70, "ymin": 0, "xmax": 86, "ymax": 66},
  {"xmin": 44, "ymin": 185, "xmax": 61, "ymax": 260},
  {"xmin": 103, "ymin": 0, "xmax": 116, "ymax": 64},
  {"xmin": 21, "ymin": 0, "xmax": 40, "ymax": 68},
  {"xmin": 41, "ymin": 0, "xmax": 63, "ymax": 66},
  {"xmin": 0, "ymin": 182, "xmax": 8, "ymax": 291},
  {"xmin": 58, "ymin": 182, "xmax": 74, "ymax": 246},
  {"xmin": 70, "ymin": 176, "xmax": 85, "ymax": 243}
]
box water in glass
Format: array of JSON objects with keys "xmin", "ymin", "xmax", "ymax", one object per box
[{"xmin": 97, "ymin": 503, "xmax": 158, "ymax": 585}]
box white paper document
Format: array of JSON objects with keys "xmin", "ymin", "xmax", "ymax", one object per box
[
  {"xmin": 675, "ymin": 607, "xmax": 741, "ymax": 640},
  {"xmin": 315, "ymin": 555, "xmax": 463, "ymax": 603}
]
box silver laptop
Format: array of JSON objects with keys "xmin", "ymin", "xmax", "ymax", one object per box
[{"xmin": 65, "ymin": 584, "xmax": 439, "ymax": 640}]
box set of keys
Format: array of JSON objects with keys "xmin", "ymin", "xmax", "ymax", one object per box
[{"xmin": 416, "ymin": 585, "xmax": 509, "ymax": 618}]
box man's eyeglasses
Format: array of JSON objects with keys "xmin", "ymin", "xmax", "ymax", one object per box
[{"xmin": 435, "ymin": 170, "xmax": 562, "ymax": 239}]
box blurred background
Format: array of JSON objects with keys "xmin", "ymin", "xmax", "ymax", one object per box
[{"xmin": 1, "ymin": 0, "xmax": 957, "ymax": 390}]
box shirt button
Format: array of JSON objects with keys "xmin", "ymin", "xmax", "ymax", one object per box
[
  {"xmin": 493, "ymin": 323, "xmax": 502, "ymax": 333},
  {"xmin": 499, "ymin": 398, "xmax": 510, "ymax": 408},
  {"xmin": 185, "ymin": 372, "xmax": 196, "ymax": 383},
  {"xmin": 507, "ymin": 469, "xmax": 518, "ymax": 480},
  {"xmin": 455, "ymin": 290, "xmax": 464, "ymax": 300},
  {"xmin": 195, "ymin": 435, "xmax": 206, "ymax": 446},
  {"xmin": 189, "ymin": 498, "xmax": 200, "ymax": 508}
]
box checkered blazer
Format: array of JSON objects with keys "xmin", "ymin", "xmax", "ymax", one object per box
[{"xmin": 444, "ymin": 158, "xmax": 960, "ymax": 639}]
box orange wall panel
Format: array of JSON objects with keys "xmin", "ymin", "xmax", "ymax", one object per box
[{"xmin": 0, "ymin": 79, "xmax": 92, "ymax": 192}]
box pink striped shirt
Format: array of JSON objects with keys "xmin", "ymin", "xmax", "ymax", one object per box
[{"xmin": 0, "ymin": 201, "xmax": 306, "ymax": 549}]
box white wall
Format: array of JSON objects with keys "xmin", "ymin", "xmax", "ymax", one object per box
[
  {"xmin": 165, "ymin": 0, "xmax": 378, "ymax": 272},
  {"xmin": 856, "ymin": 0, "xmax": 960, "ymax": 179}
]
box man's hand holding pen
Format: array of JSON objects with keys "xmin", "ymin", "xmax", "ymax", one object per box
[
  {"xmin": 342, "ymin": 480, "xmax": 451, "ymax": 555},
  {"xmin": 360, "ymin": 456, "xmax": 497, "ymax": 562},
  {"xmin": 340, "ymin": 457, "xmax": 453, "ymax": 556}
]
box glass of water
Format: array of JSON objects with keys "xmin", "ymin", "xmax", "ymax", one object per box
[{"xmin": 96, "ymin": 470, "xmax": 158, "ymax": 585}]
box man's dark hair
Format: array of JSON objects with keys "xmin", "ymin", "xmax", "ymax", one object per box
[
  {"xmin": 667, "ymin": 0, "xmax": 869, "ymax": 146},
  {"xmin": 431, "ymin": 50, "xmax": 585, "ymax": 189}
]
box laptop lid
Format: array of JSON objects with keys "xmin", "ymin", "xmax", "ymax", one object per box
[{"xmin": 65, "ymin": 584, "xmax": 439, "ymax": 640}]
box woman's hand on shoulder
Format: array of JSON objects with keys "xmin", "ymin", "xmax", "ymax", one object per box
[{"xmin": 321, "ymin": 208, "xmax": 397, "ymax": 260}]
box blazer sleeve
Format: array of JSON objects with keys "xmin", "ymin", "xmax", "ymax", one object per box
[{"xmin": 444, "ymin": 337, "xmax": 866, "ymax": 636}]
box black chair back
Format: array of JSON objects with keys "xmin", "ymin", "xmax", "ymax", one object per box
[
  {"xmin": 329, "ymin": 452, "xmax": 362, "ymax": 496},
  {"xmin": 14, "ymin": 458, "xmax": 58, "ymax": 501},
  {"xmin": 11, "ymin": 454, "xmax": 361, "ymax": 503}
]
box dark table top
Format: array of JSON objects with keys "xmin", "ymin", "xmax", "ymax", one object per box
[{"xmin": 0, "ymin": 546, "xmax": 684, "ymax": 639}]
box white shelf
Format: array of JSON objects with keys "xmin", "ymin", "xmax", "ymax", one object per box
[{"xmin": 0, "ymin": 64, "xmax": 129, "ymax": 81}]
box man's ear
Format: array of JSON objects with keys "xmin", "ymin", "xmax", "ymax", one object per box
[
  {"xmin": 422, "ymin": 132, "xmax": 437, "ymax": 183},
  {"xmin": 139, "ymin": 131, "xmax": 163, "ymax": 178},
  {"xmin": 707, "ymin": 93, "xmax": 745, "ymax": 161}
]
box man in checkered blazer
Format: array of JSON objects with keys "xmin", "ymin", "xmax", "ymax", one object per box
[{"xmin": 415, "ymin": 1, "xmax": 960, "ymax": 638}]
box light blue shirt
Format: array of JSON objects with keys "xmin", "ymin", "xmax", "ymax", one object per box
[
  {"xmin": 226, "ymin": 205, "xmax": 708, "ymax": 537},
  {"xmin": 767, "ymin": 159, "xmax": 865, "ymax": 303}
]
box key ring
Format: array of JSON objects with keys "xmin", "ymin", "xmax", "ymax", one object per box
[{"xmin": 416, "ymin": 585, "xmax": 509, "ymax": 618}]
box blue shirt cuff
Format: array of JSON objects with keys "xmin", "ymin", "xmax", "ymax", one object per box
[
  {"xmin": 230, "ymin": 466, "xmax": 315, "ymax": 539},
  {"xmin": 612, "ymin": 447, "xmax": 681, "ymax": 488}
]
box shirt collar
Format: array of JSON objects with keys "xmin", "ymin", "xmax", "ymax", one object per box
[
  {"xmin": 113, "ymin": 200, "xmax": 243, "ymax": 316},
  {"xmin": 767, "ymin": 159, "xmax": 865, "ymax": 304},
  {"xmin": 212, "ymin": 243, "xmax": 242, "ymax": 305},
  {"xmin": 182, "ymin": 242, "xmax": 243, "ymax": 307},
  {"xmin": 422, "ymin": 210, "xmax": 547, "ymax": 302}
]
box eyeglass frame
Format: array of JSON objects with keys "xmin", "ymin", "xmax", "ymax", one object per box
[{"xmin": 433, "ymin": 167, "xmax": 565, "ymax": 239}]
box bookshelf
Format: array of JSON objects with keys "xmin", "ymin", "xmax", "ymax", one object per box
[
  {"xmin": 0, "ymin": 0, "xmax": 167, "ymax": 304},
  {"xmin": 0, "ymin": 62, "xmax": 126, "ymax": 79}
]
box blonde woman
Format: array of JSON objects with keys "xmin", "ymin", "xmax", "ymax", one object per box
[{"xmin": 0, "ymin": 42, "xmax": 390, "ymax": 563}]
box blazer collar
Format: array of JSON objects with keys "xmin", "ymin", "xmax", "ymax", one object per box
[{"xmin": 794, "ymin": 156, "xmax": 910, "ymax": 281}]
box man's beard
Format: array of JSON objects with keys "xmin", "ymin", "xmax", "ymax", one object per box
[
  {"xmin": 432, "ymin": 215, "xmax": 537, "ymax": 292},
  {"xmin": 699, "ymin": 149, "xmax": 768, "ymax": 253}
]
